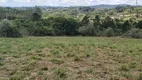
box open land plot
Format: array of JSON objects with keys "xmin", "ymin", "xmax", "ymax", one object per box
[{"xmin": 0, "ymin": 37, "xmax": 142, "ymax": 80}]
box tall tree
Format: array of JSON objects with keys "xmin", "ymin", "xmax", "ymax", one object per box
[
  {"xmin": 81, "ymin": 15, "xmax": 90, "ymax": 26},
  {"xmin": 0, "ymin": 19, "xmax": 22, "ymax": 37},
  {"xmin": 31, "ymin": 6, "xmax": 42, "ymax": 21},
  {"xmin": 122, "ymin": 20, "xmax": 132, "ymax": 32},
  {"xmin": 102, "ymin": 16, "xmax": 116, "ymax": 29},
  {"xmin": 93, "ymin": 15, "xmax": 102, "ymax": 36},
  {"xmin": 136, "ymin": 21, "xmax": 142, "ymax": 29}
]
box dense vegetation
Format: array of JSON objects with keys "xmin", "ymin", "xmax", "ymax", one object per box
[{"xmin": 0, "ymin": 6, "xmax": 142, "ymax": 38}]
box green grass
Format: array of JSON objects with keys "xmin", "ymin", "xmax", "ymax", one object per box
[{"xmin": 0, "ymin": 37, "xmax": 142, "ymax": 80}]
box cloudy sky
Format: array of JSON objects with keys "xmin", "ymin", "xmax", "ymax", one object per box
[{"xmin": 0, "ymin": 0, "xmax": 141, "ymax": 7}]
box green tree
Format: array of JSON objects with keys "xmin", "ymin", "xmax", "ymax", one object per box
[
  {"xmin": 13, "ymin": 19, "xmax": 36, "ymax": 36},
  {"xmin": 45, "ymin": 17, "xmax": 78, "ymax": 36},
  {"xmin": 34, "ymin": 6, "xmax": 42, "ymax": 15},
  {"xmin": 31, "ymin": 13, "xmax": 41, "ymax": 21},
  {"xmin": 122, "ymin": 28, "xmax": 142, "ymax": 38},
  {"xmin": 136, "ymin": 20, "xmax": 142, "ymax": 29},
  {"xmin": 81, "ymin": 15, "xmax": 90, "ymax": 26},
  {"xmin": 78, "ymin": 21, "xmax": 95, "ymax": 36},
  {"xmin": 93, "ymin": 15, "xmax": 103, "ymax": 36},
  {"xmin": 103, "ymin": 28, "xmax": 115, "ymax": 37},
  {"xmin": 31, "ymin": 6, "xmax": 42, "ymax": 21},
  {"xmin": 122, "ymin": 20, "xmax": 132, "ymax": 32},
  {"xmin": 0, "ymin": 19, "xmax": 22, "ymax": 37},
  {"xmin": 102, "ymin": 16, "xmax": 116, "ymax": 29}
]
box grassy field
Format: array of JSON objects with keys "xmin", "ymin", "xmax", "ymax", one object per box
[{"xmin": 0, "ymin": 37, "xmax": 142, "ymax": 80}]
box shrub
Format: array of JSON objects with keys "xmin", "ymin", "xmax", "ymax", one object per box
[
  {"xmin": 46, "ymin": 17, "xmax": 79, "ymax": 36},
  {"xmin": 122, "ymin": 28, "xmax": 142, "ymax": 39},
  {"xmin": 78, "ymin": 22, "xmax": 96, "ymax": 36},
  {"xmin": 136, "ymin": 20, "xmax": 142, "ymax": 29},
  {"xmin": 0, "ymin": 19, "xmax": 22, "ymax": 37},
  {"xmin": 103, "ymin": 28, "xmax": 115, "ymax": 37},
  {"xmin": 13, "ymin": 19, "xmax": 35, "ymax": 36},
  {"xmin": 122, "ymin": 20, "xmax": 133, "ymax": 32}
]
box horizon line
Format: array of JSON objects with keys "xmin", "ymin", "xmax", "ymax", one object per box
[{"xmin": 0, "ymin": 4, "xmax": 140, "ymax": 8}]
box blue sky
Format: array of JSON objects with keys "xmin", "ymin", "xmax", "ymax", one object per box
[{"xmin": 0, "ymin": 0, "xmax": 141, "ymax": 7}]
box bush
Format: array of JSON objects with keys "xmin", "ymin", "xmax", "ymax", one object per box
[
  {"xmin": 136, "ymin": 20, "xmax": 142, "ymax": 29},
  {"xmin": 122, "ymin": 28, "xmax": 142, "ymax": 39},
  {"xmin": 103, "ymin": 28, "xmax": 115, "ymax": 37},
  {"xmin": 0, "ymin": 20, "xmax": 22, "ymax": 37},
  {"xmin": 78, "ymin": 22, "xmax": 96, "ymax": 36},
  {"xmin": 13, "ymin": 19, "xmax": 35, "ymax": 36},
  {"xmin": 33, "ymin": 26, "xmax": 52, "ymax": 36},
  {"xmin": 46, "ymin": 17, "xmax": 79, "ymax": 36}
]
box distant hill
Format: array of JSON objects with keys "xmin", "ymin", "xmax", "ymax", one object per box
[
  {"xmin": 38, "ymin": 4, "xmax": 132, "ymax": 9},
  {"xmin": 90, "ymin": 4, "xmax": 131, "ymax": 9},
  {"xmin": 1, "ymin": 4, "xmax": 133, "ymax": 9}
]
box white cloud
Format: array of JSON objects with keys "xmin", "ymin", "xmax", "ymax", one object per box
[
  {"xmin": 0, "ymin": 0, "xmax": 142, "ymax": 7},
  {"xmin": 12, "ymin": 0, "xmax": 33, "ymax": 3},
  {"xmin": 0, "ymin": 0, "xmax": 6, "ymax": 2}
]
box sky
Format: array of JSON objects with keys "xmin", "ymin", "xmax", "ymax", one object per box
[{"xmin": 0, "ymin": 0, "xmax": 141, "ymax": 7}]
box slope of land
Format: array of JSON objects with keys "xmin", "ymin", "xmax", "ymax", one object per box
[{"xmin": 0, "ymin": 37, "xmax": 142, "ymax": 80}]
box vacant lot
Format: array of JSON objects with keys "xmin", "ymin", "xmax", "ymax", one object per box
[{"xmin": 0, "ymin": 37, "xmax": 142, "ymax": 80}]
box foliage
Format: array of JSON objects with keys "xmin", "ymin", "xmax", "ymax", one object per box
[
  {"xmin": 45, "ymin": 17, "xmax": 79, "ymax": 36},
  {"xmin": 0, "ymin": 19, "xmax": 22, "ymax": 37},
  {"xmin": 122, "ymin": 28, "xmax": 142, "ymax": 38},
  {"xmin": 0, "ymin": 6, "xmax": 142, "ymax": 38},
  {"xmin": 31, "ymin": 6, "xmax": 42, "ymax": 21},
  {"xmin": 78, "ymin": 22, "xmax": 96, "ymax": 36},
  {"xmin": 0, "ymin": 7, "xmax": 32, "ymax": 20},
  {"xmin": 137, "ymin": 20, "xmax": 142, "ymax": 29},
  {"xmin": 81, "ymin": 15, "xmax": 90, "ymax": 26},
  {"xmin": 102, "ymin": 16, "xmax": 116, "ymax": 29},
  {"xmin": 31, "ymin": 13, "xmax": 41, "ymax": 21},
  {"xmin": 103, "ymin": 28, "xmax": 115, "ymax": 37},
  {"xmin": 122, "ymin": 20, "xmax": 133, "ymax": 32}
]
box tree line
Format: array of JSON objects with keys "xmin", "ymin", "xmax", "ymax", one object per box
[{"xmin": 0, "ymin": 6, "xmax": 142, "ymax": 38}]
